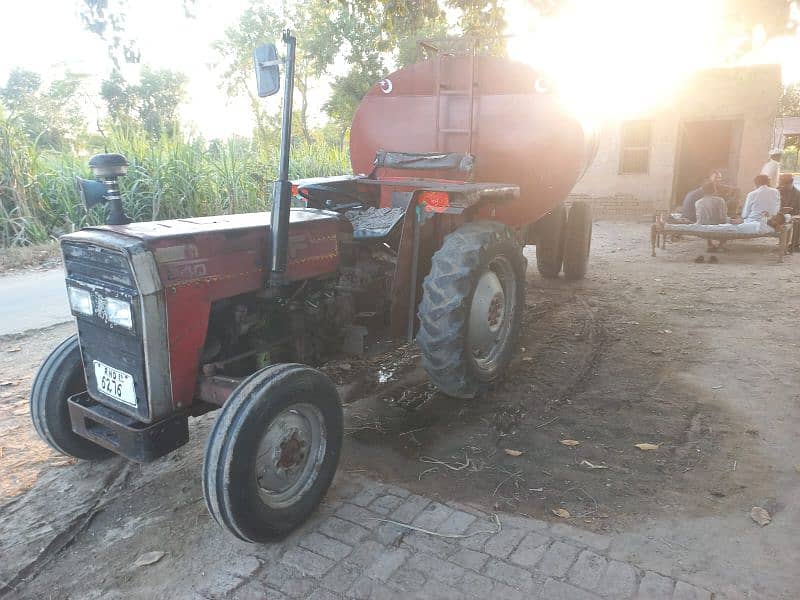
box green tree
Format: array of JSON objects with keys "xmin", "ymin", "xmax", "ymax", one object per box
[
  {"xmin": 780, "ymin": 83, "xmax": 800, "ymax": 117},
  {"xmin": 0, "ymin": 68, "xmax": 88, "ymax": 150},
  {"xmin": 101, "ymin": 67, "xmax": 187, "ymax": 137},
  {"xmin": 213, "ymin": 0, "xmax": 337, "ymax": 146}
]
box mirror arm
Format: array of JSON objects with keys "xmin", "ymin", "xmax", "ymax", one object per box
[{"xmin": 269, "ymin": 30, "xmax": 296, "ymax": 280}]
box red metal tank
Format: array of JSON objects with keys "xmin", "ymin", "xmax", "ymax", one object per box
[{"xmin": 350, "ymin": 54, "xmax": 596, "ymax": 223}]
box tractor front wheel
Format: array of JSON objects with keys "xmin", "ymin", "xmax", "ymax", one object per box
[
  {"xmin": 417, "ymin": 222, "xmax": 526, "ymax": 399},
  {"xmin": 30, "ymin": 335, "xmax": 112, "ymax": 461},
  {"xmin": 202, "ymin": 364, "xmax": 343, "ymax": 543},
  {"xmin": 563, "ymin": 201, "xmax": 592, "ymax": 280}
]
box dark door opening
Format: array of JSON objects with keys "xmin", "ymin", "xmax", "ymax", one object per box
[{"xmin": 673, "ymin": 119, "xmax": 742, "ymax": 208}]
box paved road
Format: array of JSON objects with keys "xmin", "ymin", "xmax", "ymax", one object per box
[
  {"xmin": 226, "ymin": 477, "xmax": 716, "ymax": 600},
  {"xmin": 0, "ymin": 269, "xmax": 70, "ymax": 336}
]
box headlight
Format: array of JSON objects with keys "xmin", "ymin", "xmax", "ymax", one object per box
[
  {"xmin": 67, "ymin": 286, "xmax": 93, "ymax": 316},
  {"xmin": 104, "ymin": 297, "xmax": 133, "ymax": 329}
]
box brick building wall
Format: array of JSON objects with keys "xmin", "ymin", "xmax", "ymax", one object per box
[{"xmin": 571, "ymin": 64, "xmax": 782, "ymax": 219}]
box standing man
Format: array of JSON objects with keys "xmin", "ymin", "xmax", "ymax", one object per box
[
  {"xmin": 760, "ymin": 149, "xmax": 782, "ymax": 188},
  {"xmin": 779, "ymin": 173, "xmax": 800, "ymax": 250},
  {"xmin": 681, "ymin": 170, "xmax": 722, "ymax": 221}
]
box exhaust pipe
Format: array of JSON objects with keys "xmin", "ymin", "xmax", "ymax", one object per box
[{"xmin": 270, "ymin": 31, "xmax": 296, "ymax": 280}]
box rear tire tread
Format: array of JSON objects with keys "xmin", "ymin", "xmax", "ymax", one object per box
[
  {"xmin": 535, "ymin": 204, "xmax": 567, "ymax": 279},
  {"xmin": 417, "ymin": 222, "xmax": 526, "ymax": 399},
  {"xmin": 563, "ymin": 201, "xmax": 592, "ymax": 281}
]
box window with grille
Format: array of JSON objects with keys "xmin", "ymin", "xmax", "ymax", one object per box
[{"xmin": 619, "ymin": 120, "xmax": 652, "ymax": 174}]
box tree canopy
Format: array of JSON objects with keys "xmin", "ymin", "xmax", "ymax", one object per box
[
  {"xmin": 0, "ymin": 69, "xmax": 88, "ymax": 150},
  {"xmin": 101, "ymin": 67, "xmax": 188, "ymax": 137}
]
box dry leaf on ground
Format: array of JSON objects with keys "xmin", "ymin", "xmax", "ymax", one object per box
[
  {"xmin": 133, "ymin": 551, "xmax": 166, "ymax": 567},
  {"xmin": 552, "ymin": 508, "xmax": 571, "ymax": 518},
  {"xmin": 560, "ymin": 439, "xmax": 580, "ymax": 447},
  {"xmin": 750, "ymin": 507, "xmax": 771, "ymax": 527},
  {"xmin": 634, "ymin": 443, "xmax": 660, "ymax": 451},
  {"xmin": 580, "ymin": 460, "xmax": 609, "ymax": 469},
  {"xmin": 504, "ymin": 449, "xmax": 523, "ymax": 457}
]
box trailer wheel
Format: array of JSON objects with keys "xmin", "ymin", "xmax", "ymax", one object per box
[
  {"xmin": 30, "ymin": 335, "xmax": 112, "ymax": 460},
  {"xmin": 535, "ymin": 204, "xmax": 567, "ymax": 279},
  {"xmin": 563, "ymin": 201, "xmax": 592, "ymax": 281},
  {"xmin": 417, "ymin": 222, "xmax": 526, "ymax": 398},
  {"xmin": 203, "ymin": 363, "xmax": 343, "ymax": 543}
]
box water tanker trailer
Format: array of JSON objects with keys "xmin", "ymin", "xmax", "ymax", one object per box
[{"xmin": 30, "ymin": 33, "xmax": 595, "ymax": 542}]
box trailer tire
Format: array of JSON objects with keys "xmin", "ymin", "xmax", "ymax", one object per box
[
  {"xmin": 30, "ymin": 334, "xmax": 112, "ymax": 461},
  {"xmin": 535, "ymin": 204, "xmax": 567, "ymax": 279},
  {"xmin": 417, "ymin": 222, "xmax": 526, "ymax": 399},
  {"xmin": 203, "ymin": 363, "xmax": 343, "ymax": 543},
  {"xmin": 563, "ymin": 201, "xmax": 592, "ymax": 280}
]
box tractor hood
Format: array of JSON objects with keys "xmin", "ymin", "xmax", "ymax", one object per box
[
  {"xmin": 63, "ymin": 208, "xmax": 347, "ymax": 287},
  {"xmin": 88, "ymin": 209, "xmax": 331, "ymax": 243}
]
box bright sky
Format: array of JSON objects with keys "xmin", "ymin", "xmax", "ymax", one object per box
[
  {"xmin": 0, "ymin": 0, "xmax": 255, "ymax": 138},
  {"xmin": 504, "ymin": 0, "xmax": 800, "ymax": 128},
  {"xmin": 1, "ymin": 0, "xmax": 799, "ymax": 138}
]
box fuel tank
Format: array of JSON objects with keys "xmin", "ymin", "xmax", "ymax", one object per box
[{"xmin": 350, "ymin": 54, "xmax": 597, "ymax": 222}]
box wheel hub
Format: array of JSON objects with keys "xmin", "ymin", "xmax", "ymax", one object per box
[
  {"xmin": 486, "ymin": 292, "xmax": 505, "ymax": 331},
  {"xmin": 255, "ymin": 404, "xmax": 326, "ymax": 509},
  {"xmin": 466, "ymin": 255, "xmax": 517, "ymax": 374},
  {"xmin": 468, "ymin": 270, "xmax": 506, "ymax": 359},
  {"xmin": 276, "ymin": 430, "xmax": 307, "ymax": 471}
]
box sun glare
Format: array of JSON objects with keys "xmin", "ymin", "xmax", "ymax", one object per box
[{"xmin": 506, "ymin": 0, "xmax": 730, "ymax": 128}]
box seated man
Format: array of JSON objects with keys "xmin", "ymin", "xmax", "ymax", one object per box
[
  {"xmin": 730, "ymin": 174, "xmax": 780, "ymax": 233},
  {"xmin": 695, "ymin": 182, "xmax": 728, "ymax": 225},
  {"xmin": 681, "ymin": 170, "xmax": 722, "ymax": 221},
  {"xmin": 695, "ymin": 182, "xmax": 728, "ymax": 251}
]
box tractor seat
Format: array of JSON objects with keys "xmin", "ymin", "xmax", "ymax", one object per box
[{"xmin": 345, "ymin": 207, "xmax": 405, "ymax": 240}]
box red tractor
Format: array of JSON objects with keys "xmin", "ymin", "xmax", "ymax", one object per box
[{"xmin": 30, "ymin": 33, "xmax": 595, "ymax": 542}]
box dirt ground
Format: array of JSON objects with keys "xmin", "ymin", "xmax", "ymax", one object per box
[{"xmin": 1, "ymin": 222, "xmax": 799, "ymax": 598}]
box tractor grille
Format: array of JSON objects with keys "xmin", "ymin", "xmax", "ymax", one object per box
[
  {"xmin": 62, "ymin": 241, "xmax": 150, "ymax": 422},
  {"xmin": 62, "ymin": 242, "xmax": 134, "ymax": 287}
]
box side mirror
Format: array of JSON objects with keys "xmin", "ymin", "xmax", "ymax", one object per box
[{"xmin": 254, "ymin": 43, "xmax": 281, "ymax": 97}]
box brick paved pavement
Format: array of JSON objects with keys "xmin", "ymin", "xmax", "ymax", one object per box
[{"xmin": 213, "ymin": 477, "xmax": 716, "ymax": 600}]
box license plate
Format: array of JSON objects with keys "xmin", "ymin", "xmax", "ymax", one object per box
[{"xmin": 93, "ymin": 360, "xmax": 136, "ymax": 407}]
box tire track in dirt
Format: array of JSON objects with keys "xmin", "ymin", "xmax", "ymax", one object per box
[{"xmin": 0, "ymin": 462, "xmax": 130, "ymax": 597}]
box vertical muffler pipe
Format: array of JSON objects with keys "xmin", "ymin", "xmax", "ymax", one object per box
[{"xmin": 270, "ymin": 31, "xmax": 296, "ymax": 279}]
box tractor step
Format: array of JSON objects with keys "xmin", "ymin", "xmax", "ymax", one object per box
[{"xmin": 68, "ymin": 392, "xmax": 188, "ymax": 462}]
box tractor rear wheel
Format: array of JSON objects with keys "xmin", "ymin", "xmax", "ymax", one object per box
[
  {"xmin": 417, "ymin": 222, "xmax": 526, "ymax": 399},
  {"xmin": 535, "ymin": 204, "xmax": 567, "ymax": 279},
  {"xmin": 203, "ymin": 363, "xmax": 343, "ymax": 543},
  {"xmin": 563, "ymin": 201, "xmax": 592, "ymax": 280},
  {"xmin": 30, "ymin": 335, "xmax": 112, "ymax": 461}
]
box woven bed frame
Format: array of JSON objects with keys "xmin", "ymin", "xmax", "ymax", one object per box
[{"xmin": 650, "ymin": 219, "xmax": 792, "ymax": 262}]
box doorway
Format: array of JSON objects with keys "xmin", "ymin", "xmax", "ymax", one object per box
[{"xmin": 673, "ymin": 119, "xmax": 742, "ymax": 207}]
